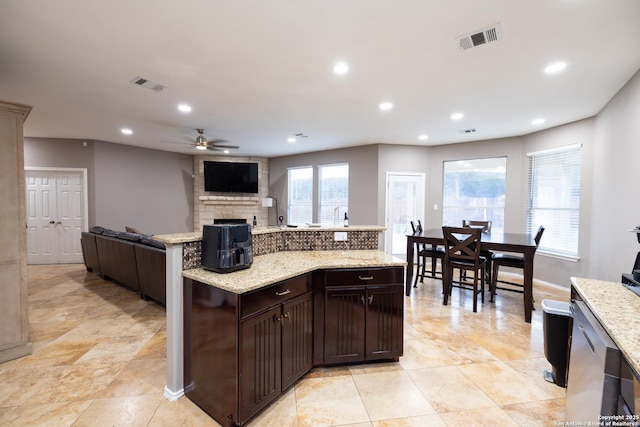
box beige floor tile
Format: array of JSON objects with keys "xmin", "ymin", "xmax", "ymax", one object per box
[
  {"xmin": 353, "ymin": 370, "xmax": 436, "ymax": 421},
  {"xmin": 72, "ymin": 394, "xmax": 163, "ymax": 427},
  {"xmin": 398, "ymin": 338, "xmax": 452, "ymax": 370},
  {"xmin": 101, "ymin": 358, "xmax": 166, "ymax": 397},
  {"xmin": 430, "ymin": 334, "xmax": 499, "ymax": 365},
  {"xmin": 135, "ymin": 328, "xmax": 167, "ymax": 359},
  {"xmin": 438, "ymin": 406, "xmax": 520, "ymax": 426},
  {"xmin": 505, "ymin": 357, "xmax": 567, "ymax": 399},
  {"xmin": 407, "ymin": 366, "xmax": 496, "ymax": 413},
  {"xmin": 502, "ymin": 398, "xmax": 566, "ymax": 426},
  {"xmin": 73, "ymin": 335, "xmax": 151, "ymax": 364},
  {"xmin": 295, "ymin": 376, "xmax": 370, "ymax": 427},
  {"xmin": 246, "ymin": 387, "xmax": 298, "ymax": 427},
  {"xmin": 373, "ymin": 414, "xmax": 446, "ymax": 427},
  {"xmin": 148, "ymin": 396, "xmax": 222, "ymax": 427},
  {"xmin": 0, "ymin": 400, "xmax": 92, "ymax": 427},
  {"xmin": 457, "ymin": 361, "xmax": 555, "ymax": 405}
]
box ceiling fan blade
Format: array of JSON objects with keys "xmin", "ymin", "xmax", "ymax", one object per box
[{"xmin": 206, "ymin": 144, "xmax": 239, "ymax": 149}]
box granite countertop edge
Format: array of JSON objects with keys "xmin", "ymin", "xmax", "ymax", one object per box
[
  {"xmin": 154, "ymin": 225, "xmax": 386, "ymax": 244},
  {"xmin": 570, "ymin": 277, "xmax": 640, "ymax": 376},
  {"xmin": 183, "ymin": 250, "xmax": 406, "ymax": 294}
]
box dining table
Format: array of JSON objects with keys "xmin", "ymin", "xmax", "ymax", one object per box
[{"xmin": 406, "ymin": 228, "xmax": 539, "ymax": 323}]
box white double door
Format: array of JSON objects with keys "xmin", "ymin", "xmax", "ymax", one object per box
[{"xmin": 25, "ymin": 169, "xmax": 87, "ymax": 264}]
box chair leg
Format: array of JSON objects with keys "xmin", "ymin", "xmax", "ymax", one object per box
[
  {"xmin": 420, "ymin": 257, "xmax": 426, "ymax": 282},
  {"xmin": 442, "ymin": 267, "xmax": 450, "ymax": 305},
  {"xmin": 491, "ymin": 262, "xmax": 499, "ymax": 302},
  {"xmin": 480, "ymin": 266, "xmax": 485, "ymax": 303},
  {"xmin": 413, "ymin": 256, "xmax": 421, "ymax": 288},
  {"xmin": 472, "ymin": 273, "xmax": 478, "ymax": 313}
]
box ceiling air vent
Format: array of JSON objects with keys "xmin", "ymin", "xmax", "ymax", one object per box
[
  {"xmin": 458, "ymin": 128, "xmax": 477, "ymax": 134},
  {"xmin": 457, "ymin": 23, "xmax": 502, "ymax": 51},
  {"xmin": 130, "ymin": 76, "xmax": 167, "ymax": 92}
]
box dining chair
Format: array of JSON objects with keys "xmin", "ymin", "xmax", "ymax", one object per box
[
  {"xmin": 410, "ymin": 220, "xmax": 444, "ymax": 287},
  {"xmin": 461, "ymin": 220, "xmax": 493, "ymax": 286},
  {"xmin": 442, "ymin": 226, "xmax": 486, "ymax": 313},
  {"xmin": 490, "ymin": 226, "xmax": 545, "ymax": 300}
]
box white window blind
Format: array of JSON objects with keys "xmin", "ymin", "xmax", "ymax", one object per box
[
  {"xmin": 442, "ymin": 157, "xmax": 506, "ymax": 233},
  {"xmin": 318, "ymin": 163, "xmax": 349, "ymax": 224},
  {"xmin": 288, "ymin": 166, "xmax": 313, "ymax": 225},
  {"xmin": 527, "ymin": 144, "xmax": 581, "ymax": 257}
]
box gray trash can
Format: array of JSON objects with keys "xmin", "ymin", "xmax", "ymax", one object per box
[{"xmin": 542, "ymin": 299, "xmax": 573, "ymax": 387}]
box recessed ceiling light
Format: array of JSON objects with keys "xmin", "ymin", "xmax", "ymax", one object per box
[
  {"xmin": 224, "ymin": 150, "xmax": 230, "ymax": 154},
  {"xmin": 451, "ymin": 112, "xmax": 464, "ymax": 120},
  {"xmin": 418, "ymin": 134, "xmax": 429, "ymax": 141},
  {"xmin": 532, "ymin": 118, "xmax": 546, "ymax": 125},
  {"xmin": 287, "ymin": 137, "xmax": 296, "ymax": 143},
  {"xmin": 178, "ymin": 104, "xmax": 192, "ymax": 113},
  {"xmin": 333, "ymin": 62, "xmax": 349, "ymax": 75},
  {"xmin": 544, "ymin": 61, "xmax": 567, "ymax": 74},
  {"xmin": 121, "ymin": 128, "xmax": 133, "ymax": 135},
  {"xmin": 379, "ymin": 102, "xmax": 393, "ymax": 111}
]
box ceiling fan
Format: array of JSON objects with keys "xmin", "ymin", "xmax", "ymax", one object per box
[{"xmin": 194, "ymin": 128, "xmax": 239, "ymax": 152}]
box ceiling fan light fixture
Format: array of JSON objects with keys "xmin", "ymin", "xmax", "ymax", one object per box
[{"xmin": 195, "ymin": 143, "xmax": 207, "ymax": 150}]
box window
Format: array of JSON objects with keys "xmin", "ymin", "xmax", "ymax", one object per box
[
  {"xmin": 287, "ymin": 166, "xmax": 313, "ymax": 225},
  {"xmin": 442, "ymin": 157, "xmax": 506, "ymax": 233},
  {"xmin": 527, "ymin": 144, "xmax": 581, "ymax": 258},
  {"xmin": 318, "ymin": 163, "xmax": 349, "ymax": 224}
]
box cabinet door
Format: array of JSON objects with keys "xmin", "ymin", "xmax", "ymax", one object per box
[
  {"xmin": 239, "ymin": 305, "xmax": 282, "ymax": 424},
  {"xmin": 324, "ymin": 287, "xmax": 366, "ymax": 364},
  {"xmin": 281, "ymin": 291, "xmax": 313, "ymax": 390},
  {"xmin": 365, "ymin": 286, "xmax": 404, "ymax": 361}
]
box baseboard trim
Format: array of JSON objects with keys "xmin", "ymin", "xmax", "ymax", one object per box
[{"xmin": 163, "ymin": 386, "xmax": 184, "ymax": 401}]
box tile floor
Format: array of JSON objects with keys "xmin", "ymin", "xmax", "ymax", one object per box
[{"xmin": 0, "ymin": 264, "xmax": 570, "ymax": 426}]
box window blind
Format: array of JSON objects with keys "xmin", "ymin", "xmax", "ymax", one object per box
[{"xmin": 527, "ymin": 144, "xmax": 581, "ymax": 257}]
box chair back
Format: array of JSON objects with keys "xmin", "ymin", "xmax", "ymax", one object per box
[
  {"xmin": 462, "ymin": 220, "xmax": 492, "ymax": 233},
  {"xmin": 410, "ymin": 221, "xmax": 417, "ymax": 233},
  {"xmin": 534, "ymin": 226, "xmax": 545, "ymax": 246},
  {"xmin": 410, "ymin": 220, "xmax": 423, "ymax": 234},
  {"xmin": 442, "ymin": 226, "xmax": 483, "ymax": 268}
]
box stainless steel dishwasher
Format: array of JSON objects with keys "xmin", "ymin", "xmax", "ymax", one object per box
[{"xmin": 565, "ymin": 300, "xmax": 621, "ymax": 422}]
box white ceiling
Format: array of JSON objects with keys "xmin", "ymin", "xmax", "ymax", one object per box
[{"xmin": 1, "ymin": 0, "xmax": 639, "ymax": 158}]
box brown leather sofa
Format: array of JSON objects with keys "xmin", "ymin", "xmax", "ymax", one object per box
[{"xmin": 81, "ymin": 228, "xmax": 166, "ymax": 306}]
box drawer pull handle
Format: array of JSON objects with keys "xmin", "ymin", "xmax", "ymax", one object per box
[
  {"xmin": 358, "ymin": 276, "xmax": 374, "ymax": 281},
  {"xmin": 275, "ymin": 289, "xmax": 291, "ymax": 296}
]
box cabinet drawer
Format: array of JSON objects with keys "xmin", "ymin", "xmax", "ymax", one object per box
[
  {"xmin": 325, "ymin": 267, "xmax": 403, "ymax": 287},
  {"xmin": 241, "ymin": 273, "xmax": 311, "ymax": 319}
]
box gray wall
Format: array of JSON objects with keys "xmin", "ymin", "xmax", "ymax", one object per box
[
  {"xmin": 24, "ymin": 138, "xmax": 194, "ymax": 235},
  {"xmin": 269, "ymin": 145, "xmax": 379, "ymax": 226},
  {"xmin": 590, "ymin": 69, "xmax": 640, "ymax": 281}
]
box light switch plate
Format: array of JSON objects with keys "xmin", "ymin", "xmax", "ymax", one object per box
[{"xmin": 334, "ymin": 232, "xmax": 348, "ymax": 241}]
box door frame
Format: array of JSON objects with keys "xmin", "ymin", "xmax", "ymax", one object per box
[
  {"xmin": 384, "ymin": 172, "xmax": 425, "ymax": 256},
  {"xmin": 24, "ymin": 167, "xmax": 89, "ymax": 262}
]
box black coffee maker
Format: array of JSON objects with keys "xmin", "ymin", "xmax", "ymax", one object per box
[{"xmin": 201, "ymin": 223, "xmax": 253, "ymax": 273}]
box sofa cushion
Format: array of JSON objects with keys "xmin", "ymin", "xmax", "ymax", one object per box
[
  {"xmin": 118, "ymin": 231, "xmax": 144, "ymax": 243},
  {"xmin": 141, "ymin": 237, "xmax": 166, "ymax": 250},
  {"xmin": 90, "ymin": 226, "xmax": 107, "ymax": 235}
]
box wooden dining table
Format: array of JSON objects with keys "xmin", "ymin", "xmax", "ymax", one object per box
[{"xmin": 406, "ymin": 228, "xmax": 538, "ymax": 323}]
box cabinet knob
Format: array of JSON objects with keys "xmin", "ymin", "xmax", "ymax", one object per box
[
  {"xmin": 275, "ymin": 289, "xmax": 291, "ymax": 296},
  {"xmin": 361, "ymin": 295, "xmax": 366, "ymax": 306},
  {"xmin": 368, "ymin": 295, "xmax": 374, "ymax": 305}
]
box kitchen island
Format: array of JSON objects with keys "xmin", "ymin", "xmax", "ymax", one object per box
[{"xmin": 182, "ymin": 250, "xmax": 405, "ymax": 426}]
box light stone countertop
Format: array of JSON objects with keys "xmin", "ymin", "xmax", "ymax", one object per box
[
  {"xmin": 571, "ymin": 277, "xmax": 640, "ymax": 375},
  {"xmin": 182, "ymin": 250, "xmax": 405, "ymax": 294},
  {"xmin": 154, "ymin": 225, "xmax": 385, "ymax": 244}
]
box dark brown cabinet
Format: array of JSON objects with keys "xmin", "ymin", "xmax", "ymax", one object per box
[
  {"xmin": 314, "ymin": 267, "xmax": 404, "ymax": 366},
  {"xmin": 184, "ymin": 265, "xmax": 403, "ymax": 426},
  {"xmin": 184, "ymin": 273, "xmax": 312, "ymax": 427}
]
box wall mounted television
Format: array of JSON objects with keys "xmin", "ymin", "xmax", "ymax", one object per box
[{"xmin": 203, "ymin": 161, "xmax": 259, "ymax": 193}]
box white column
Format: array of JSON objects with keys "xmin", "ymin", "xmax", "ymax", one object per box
[{"xmin": 163, "ymin": 243, "xmax": 185, "ymax": 400}]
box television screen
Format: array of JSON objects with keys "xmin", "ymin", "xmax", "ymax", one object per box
[{"xmin": 203, "ymin": 161, "xmax": 259, "ymax": 193}]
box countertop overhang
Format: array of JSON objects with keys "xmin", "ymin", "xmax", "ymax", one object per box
[
  {"xmin": 570, "ymin": 277, "xmax": 640, "ymax": 375},
  {"xmin": 182, "ymin": 250, "xmax": 405, "ymax": 294},
  {"xmin": 154, "ymin": 225, "xmax": 386, "ymax": 245}
]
